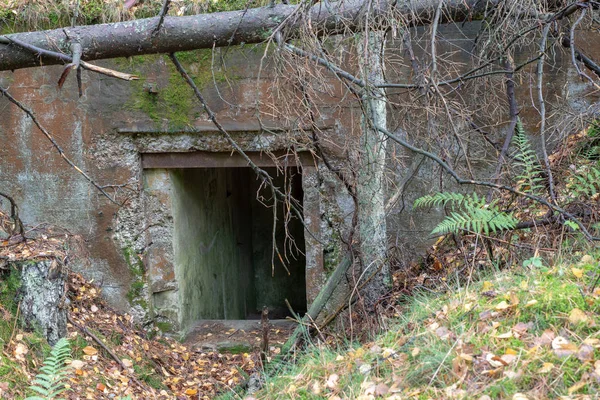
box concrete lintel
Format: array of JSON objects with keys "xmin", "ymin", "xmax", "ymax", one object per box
[
  {"xmin": 141, "ymin": 151, "xmax": 316, "ymax": 169},
  {"xmin": 118, "ymin": 119, "xmax": 334, "ymax": 135}
]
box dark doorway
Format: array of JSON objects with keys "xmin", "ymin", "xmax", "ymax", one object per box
[{"xmin": 170, "ymin": 166, "xmax": 306, "ymax": 324}]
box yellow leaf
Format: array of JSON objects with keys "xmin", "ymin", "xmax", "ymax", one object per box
[
  {"xmin": 482, "ymin": 281, "xmax": 494, "ymax": 291},
  {"xmin": 519, "ymin": 281, "xmax": 528, "ymax": 290},
  {"xmin": 571, "ymin": 267, "xmax": 584, "ymax": 279},
  {"xmin": 495, "ymin": 301, "xmax": 509, "ymax": 310},
  {"xmin": 581, "ymin": 255, "xmax": 594, "ymax": 265},
  {"xmin": 505, "ymin": 348, "xmax": 518, "ymax": 355},
  {"xmin": 568, "ymin": 380, "xmax": 587, "ymax": 394},
  {"xmin": 185, "ymin": 388, "xmax": 198, "ymax": 395},
  {"xmin": 569, "ymin": 308, "xmax": 588, "ymax": 325},
  {"xmin": 411, "ymin": 348, "xmax": 420, "ymax": 357},
  {"xmin": 538, "ymin": 363, "xmax": 553, "ymax": 373},
  {"xmin": 82, "ymin": 346, "xmax": 98, "ymax": 356},
  {"xmin": 513, "ymin": 393, "xmax": 529, "ymax": 400},
  {"xmin": 525, "ymin": 299, "xmax": 538, "ymax": 307},
  {"xmin": 496, "ymin": 332, "xmax": 513, "ymax": 339}
]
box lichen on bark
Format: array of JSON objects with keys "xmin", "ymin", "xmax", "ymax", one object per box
[{"xmin": 19, "ymin": 260, "xmax": 68, "ymax": 346}]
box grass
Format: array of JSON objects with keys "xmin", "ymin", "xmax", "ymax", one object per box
[
  {"xmin": 244, "ymin": 248, "xmax": 600, "ymax": 399},
  {"xmin": 0, "ymin": 0, "xmax": 278, "ymax": 33}
]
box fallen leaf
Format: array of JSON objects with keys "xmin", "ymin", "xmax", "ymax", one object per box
[
  {"xmin": 500, "ymin": 354, "xmax": 517, "ymax": 365},
  {"xmin": 482, "ymin": 281, "xmax": 494, "ymax": 291},
  {"xmin": 486, "ymin": 353, "xmax": 507, "ymax": 368},
  {"xmin": 495, "ymin": 301, "xmax": 510, "ymax": 310},
  {"xmin": 568, "ymin": 308, "xmax": 588, "ymax": 325},
  {"xmin": 577, "ymin": 344, "xmax": 594, "ymax": 362},
  {"xmin": 513, "ymin": 393, "xmax": 529, "ymax": 400},
  {"xmin": 552, "ymin": 336, "xmax": 577, "ymax": 358},
  {"xmin": 121, "ymin": 358, "xmax": 133, "ymax": 368},
  {"xmin": 185, "ymin": 388, "xmax": 198, "ymax": 395},
  {"xmin": 96, "ymin": 383, "xmax": 106, "ymax": 392},
  {"xmin": 411, "ymin": 348, "xmax": 420, "ymax": 357},
  {"xmin": 496, "ymin": 331, "xmax": 513, "ymax": 339},
  {"xmin": 568, "ymin": 379, "xmax": 587, "ymax": 394},
  {"xmin": 14, "ymin": 343, "xmax": 28, "ymax": 361},
  {"xmin": 326, "ymin": 373, "xmax": 339, "ymax": 389},
  {"xmin": 83, "ymin": 346, "xmax": 98, "ymax": 356},
  {"xmin": 374, "ymin": 383, "xmax": 389, "ymax": 396},
  {"xmin": 581, "ymin": 255, "xmax": 594, "ymax": 265},
  {"xmin": 534, "ymin": 330, "xmax": 555, "ymax": 347},
  {"xmin": 71, "ymin": 360, "xmax": 85, "ymax": 369},
  {"xmin": 571, "ymin": 267, "xmax": 584, "ymax": 279},
  {"xmin": 512, "ymin": 322, "xmax": 531, "ymax": 337},
  {"xmin": 538, "ymin": 362, "xmax": 554, "ymax": 373}
]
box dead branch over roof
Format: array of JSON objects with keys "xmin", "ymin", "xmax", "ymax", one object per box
[{"xmin": 0, "ymin": 0, "xmax": 506, "ymax": 72}]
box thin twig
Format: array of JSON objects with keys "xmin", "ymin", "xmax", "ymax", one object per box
[
  {"xmin": 152, "ymin": 0, "xmax": 171, "ymax": 37},
  {"xmin": 0, "ymin": 36, "xmax": 138, "ymax": 81},
  {"xmin": 537, "ymin": 24, "xmax": 556, "ymax": 202},
  {"xmin": 569, "ymin": 8, "xmax": 599, "ymax": 88},
  {"xmin": 0, "ymin": 87, "xmax": 119, "ymax": 205},
  {"xmin": 489, "ymin": 56, "xmax": 519, "ymax": 191},
  {"xmin": 0, "ymin": 191, "xmax": 24, "ymax": 236}
]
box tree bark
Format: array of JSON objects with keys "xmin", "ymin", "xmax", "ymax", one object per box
[
  {"xmin": 356, "ymin": 31, "xmax": 390, "ymax": 303},
  {"xmin": 0, "ymin": 0, "xmax": 497, "ymax": 72},
  {"xmin": 19, "ymin": 260, "xmax": 67, "ymax": 346}
]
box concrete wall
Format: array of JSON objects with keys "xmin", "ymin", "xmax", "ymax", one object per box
[{"xmin": 172, "ymin": 168, "xmax": 254, "ymax": 325}]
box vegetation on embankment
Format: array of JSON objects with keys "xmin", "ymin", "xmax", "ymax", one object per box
[{"xmin": 245, "ymin": 249, "xmax": 600, "ymax": 399}]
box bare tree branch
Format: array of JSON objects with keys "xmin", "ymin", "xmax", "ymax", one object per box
[{"xmin": 152, "ymin": 0, "xmax": 171, "ymax": 37}]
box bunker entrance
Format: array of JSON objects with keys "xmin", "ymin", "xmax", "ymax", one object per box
[{"xmin": 171, "ymin": 166, "xmax": 307, "ymax": 324}]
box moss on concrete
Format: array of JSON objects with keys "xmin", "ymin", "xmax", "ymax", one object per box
[
  {"xmin": 125, "ymin": 51, "xmax": 232, "ymax": 129},
  {"xmin": 123, "ymin": 247, "xmax": 148, "ymax": 311}
]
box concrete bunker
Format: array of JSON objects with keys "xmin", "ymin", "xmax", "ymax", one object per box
[{"xmin": 142, "ymin": 151, "xmax": 323, "ymax": 334}]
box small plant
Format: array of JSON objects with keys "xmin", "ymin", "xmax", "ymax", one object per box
[
  {"xmin": 565, "ymin": 163, "xmax": 600, "ymax": 200},
  {"xmin": 512, "ymin": 119, "xmax": 546, "ymax": 195},
  {"xmin": 523, "ymin": 256, "xmax": 544, "ymax": 268},
  {"xmin": 26, "ymin": 338, "xmax": 72, "ymax": 400},
  {"xmin": 414, "ymin": 192, "xmax": 518, "ymax": 235}
]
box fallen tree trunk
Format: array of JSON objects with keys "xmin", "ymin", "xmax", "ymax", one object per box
[
  {"xmin": 282, "ymin": 256, "xmax": 352, "ymax": 354},
  {"xmin": 0, "ymin": 0, "xmax": 496, "ymax": 72}
]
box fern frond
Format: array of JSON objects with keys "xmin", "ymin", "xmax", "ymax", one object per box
[
  {"xmin": 26, "ymin": 338, "xmax": 72, "ymax": 400},
  {"xmin": 512, "ymin": 119, "xmax": 545, "ymax": 195},
  {"xmin": 415, "ymin": 192, "xmax": 518, "ymax": 235}
]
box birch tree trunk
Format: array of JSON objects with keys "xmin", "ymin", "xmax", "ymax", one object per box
[
  {"xmin": 20, "ymin": 260, "xmax": 68, "ymax": 346},
  {"xmin": 356, "ymin": 31, "xmax": 389, "ymax": 303}
]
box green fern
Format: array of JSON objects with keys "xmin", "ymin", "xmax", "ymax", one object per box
[
  {"xmin": 26, "ymin": 338, "xmax": 72, "ymax": 400},
  {"xmin": 414, "ymin": 192, "xmax": 518, "ymax": 235},
  {"xmin": 512, "ymin": 119, "xmax": 545, "ymax": 195}
]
